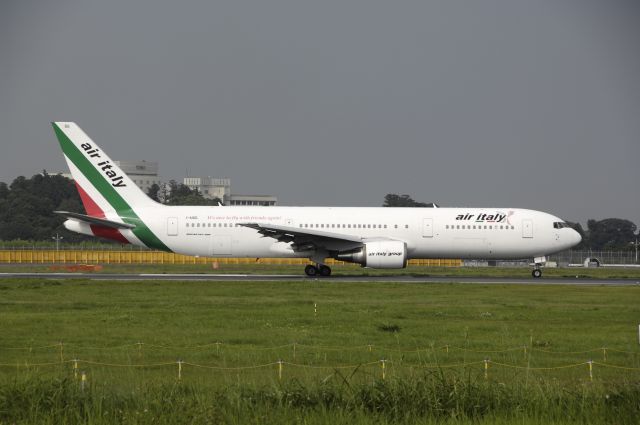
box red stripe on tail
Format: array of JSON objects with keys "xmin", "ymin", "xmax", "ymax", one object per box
[
  {"xmin": 75, "ymin": 182, "xmax": 105, "ymax": 218},
  {"xmin": 75, "ymin": 183, "xmax": 130, "ymax": 244}
]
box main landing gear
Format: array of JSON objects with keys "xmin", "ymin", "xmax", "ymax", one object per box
[{"xmin": 304, "ymin": 264, "xmax": 332, "ymax": 277}]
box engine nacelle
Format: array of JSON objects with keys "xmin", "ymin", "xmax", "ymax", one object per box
[{"xmin": 334, "ymin": 241, "xmax": 407, "ymax": 269}]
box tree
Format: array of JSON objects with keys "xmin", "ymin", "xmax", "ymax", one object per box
[
  {"xmin": 163, "ymin": 180, "xmax": 221, "ymax": 206},
  {"xmin": 586, "ymin": 218, "xmax": 637, "ymax": 250},
  {"xmin": 0, "ymin": 173, "xmax": 87, "ymax": 242},
  {"xmin": 383, "ymin": 194, "xmax": 434, "ymax": 207},
  {"xmin": 146, "ymin": 183, "xmax": 161, "ymax": 202}
]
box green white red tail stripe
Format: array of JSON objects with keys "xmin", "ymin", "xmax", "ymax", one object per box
[{"xmin": 52, "ymin": 122, "xmax": 171, "ymax": 251}]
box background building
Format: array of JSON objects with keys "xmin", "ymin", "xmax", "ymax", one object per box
[
  {"xmin": 183, "ymin": 177, "xmax": 231, "ymax": 204},
  {"xmin": 113, "ymin": 161, "xmax": 161, "ymax": 194},
  {"xmin": 55, "ymin": 163, "xmax": 276, "ymax": 206},
  {"xmin": 229, "ymin": 194, "xmax": 277, "ymax": 206},
  {"xmin": 183, "ymin": 176, "xmax": 277, "ymax": 206}
]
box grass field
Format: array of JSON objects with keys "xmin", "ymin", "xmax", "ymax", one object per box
[{"xmin": 0, "ymin": 277, "xmax": 639, "ymax": 424}]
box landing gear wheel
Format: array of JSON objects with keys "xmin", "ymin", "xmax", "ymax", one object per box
[
  {"xmin": 532, "ymin": 269, "xmax": 542, "ymax": 278},
  {"xmin": 304, "ymin": 265, "xmax": 319, "ymax": 277},
  {"xmin": 319, "ymin": 265, "xmax": 332, "ymax": 277}
]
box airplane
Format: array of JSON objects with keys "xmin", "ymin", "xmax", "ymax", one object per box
[{"xmin": 52, "ymin": 122, "xmax": 582, "ymax": 278}]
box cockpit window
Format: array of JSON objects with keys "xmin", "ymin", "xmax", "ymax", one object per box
[{"xmin": 553, "ymin": 222, "xmax": 570, "ymax": 229}]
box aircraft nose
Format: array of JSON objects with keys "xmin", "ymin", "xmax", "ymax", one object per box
[{"xmin": 570, "ymin": 229, "xmax": 582, "ymax": 247}]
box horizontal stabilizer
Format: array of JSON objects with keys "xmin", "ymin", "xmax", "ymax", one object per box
[{"xmin": 54, "ymin": 211, "xmax": 136, "ymax": 230}]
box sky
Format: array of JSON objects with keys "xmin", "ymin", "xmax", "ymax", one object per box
[{"xmin": 1, "ymin": 0, "xmax": 639, "ymax": 227}]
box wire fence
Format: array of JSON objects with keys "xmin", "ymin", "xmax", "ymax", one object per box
[{"xmin": 2, "ymin": 341, "xmax": 639, "ymax": 383}]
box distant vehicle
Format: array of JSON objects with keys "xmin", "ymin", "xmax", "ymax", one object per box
[
  {"xmin": 52, "ymin": 122, "xmax": 581, "ymax": 278},
  {"xmin": 584, "ymin": 258, "xmax": 601, "ymax": 267}
]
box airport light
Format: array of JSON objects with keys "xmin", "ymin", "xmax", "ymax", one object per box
[
  {"xmin": 631, "ymin": 238, "xmax": 639, "ymax": 264},
  {"xmin": 52, "ymin": 233, "xmax": 63, "ymax": 252}
]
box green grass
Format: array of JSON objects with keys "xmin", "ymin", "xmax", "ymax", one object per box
[{"xmin": 0, "ymin": 278, "xmax": 639, "ymax": 424}]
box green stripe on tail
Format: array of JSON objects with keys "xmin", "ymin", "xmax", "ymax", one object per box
[{"xmin": 53, "ymin": 123, "xmax": 172, "ymax": 252}]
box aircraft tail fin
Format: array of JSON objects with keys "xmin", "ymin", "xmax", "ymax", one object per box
[{"xmin": 52, "ymin": 122, "xmax": 158, "ymax": 217}]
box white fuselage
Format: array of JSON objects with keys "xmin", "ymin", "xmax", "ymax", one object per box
[{"xmin": 122, "ymin": 206, "xmax": 580, "ymax": 261}]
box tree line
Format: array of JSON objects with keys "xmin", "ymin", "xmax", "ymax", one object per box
[
  {"xmin": 0, "ymin": 175, "xmax": 636, "ymax": 250},
  {"xmin": 0, "ymin": 173, "xmax": 219, "ymax": 243}
]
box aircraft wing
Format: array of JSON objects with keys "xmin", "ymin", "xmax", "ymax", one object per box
[
  {"xmin": 54, "ymin": 211, "xmax": 136, "ymax": 230},
  {"xmin": 238, "ymin": 222, "xmax": 391, "ymax": 252}
]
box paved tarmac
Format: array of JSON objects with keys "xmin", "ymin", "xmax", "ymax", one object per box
[{"xmin": 1, "ymin": 272, "xmax": 638, "ymax": 286}]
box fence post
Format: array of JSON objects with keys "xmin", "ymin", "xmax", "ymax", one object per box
[
  {"xmin": 588, "ymin": 360, "xmax": 593, "ymax": 381},
  {"xmin": 381, "ymin": 359, "xmax": 386, "ymax": 380},
  {"xmin": 278, "ymin": 360, "xmax": 283, "ymax": 380},
  {"xmin": 484, "ymin": 358, "xmax": 490, "ymax": 380},
  {"xmin": 73, "ymin": 359, "xmax": 78, "ymax": 379},
  {"xmin": 177, "ymin": 360, "xmax": 183, "ymax": 381},
  {"xmin": 602, "ymin": 347, "xmax": 606, "ymax": 362}
]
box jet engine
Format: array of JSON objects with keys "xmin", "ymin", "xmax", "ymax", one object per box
[{"xmin": 334, "ymin": 240, "xmax": 407, "ymax": 268}]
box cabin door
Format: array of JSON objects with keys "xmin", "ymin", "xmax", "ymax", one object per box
[
  {"xmin": 522, "ymin": 219, "xmax": 533, "ymax": 238},
  {"xmin": 167, "ymin": 217, "xmax": 178, "ymax": 236}
]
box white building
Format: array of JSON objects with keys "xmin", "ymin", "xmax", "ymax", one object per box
[
  {"xmin": 114, "ymin": 161, "xmax": 161, "ymax": 194},
  {"xmin": 229, "ymin": 194, "xmax": 277, "ymax": 206},
  {"xmin": 183, "ymin": 177, "xmax": 231, "ymax": 204},
  {"xmin": 183, "ymin": 176, "xmax": 277, "ymax": 206}
]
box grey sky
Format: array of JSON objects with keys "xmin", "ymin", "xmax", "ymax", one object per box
[{"xmin": 2, "ymin": 0, "xmax": 639, "ymax": 227}]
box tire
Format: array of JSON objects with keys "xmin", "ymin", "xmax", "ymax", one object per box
[
  {"xmin": 532, "ymin": 269, "xmax": 542, "ymax": 278},
  {"xmin": 319, "ymin": 265, "xmax": 332, "ymax": 277},
  {"xmin": 305, "ymin": 265, "xmax": 318, "ymax": 277}
]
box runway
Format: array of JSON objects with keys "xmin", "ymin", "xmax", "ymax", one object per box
[{"xmin": 1, "ymin": 272, "xmax": 638, "ymax": 286}]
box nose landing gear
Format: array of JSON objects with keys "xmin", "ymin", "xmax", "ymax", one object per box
[{"xmin": 531, "ymin": 256, "xmax": 546, "ymax": 278}]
